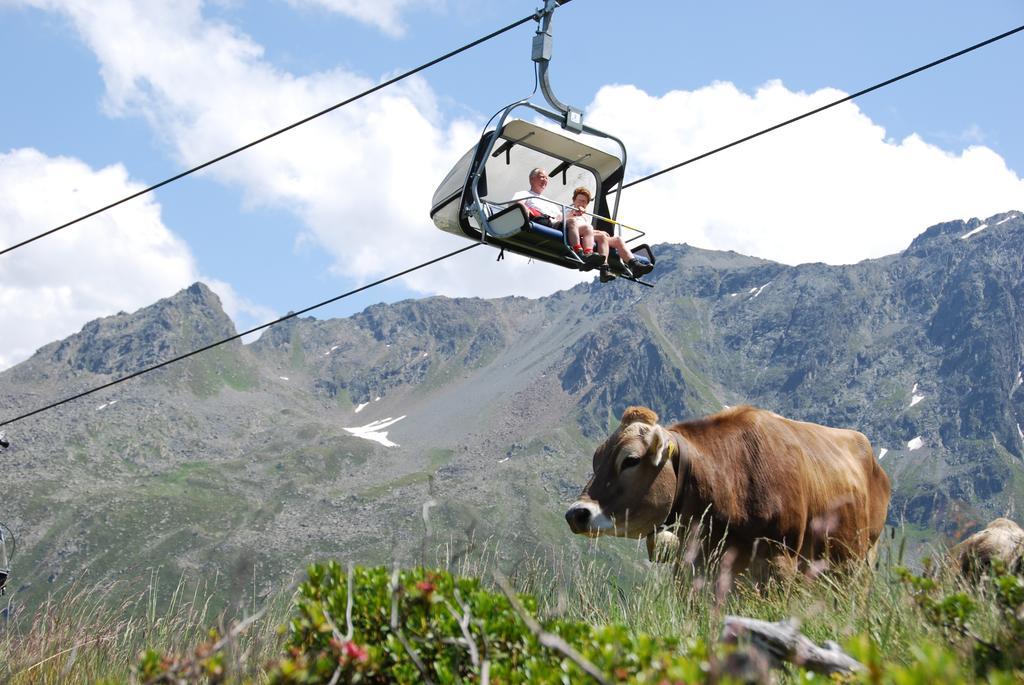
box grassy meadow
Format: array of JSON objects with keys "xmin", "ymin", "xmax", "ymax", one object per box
[{"xmin": 1, "ymin": 530, "xmax": 1022, "ymax": 683}]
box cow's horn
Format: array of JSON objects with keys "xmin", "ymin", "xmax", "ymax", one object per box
[{"xmin": 620, "ymin": 406, "xmax": 658, "ymax": 426}]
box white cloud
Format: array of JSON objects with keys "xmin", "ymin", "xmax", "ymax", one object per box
[
  {"xmin": 73, "ymin": 1, "xmax": 1024, "ymax": 280},
  {"xmin": 16, "ymin": 0, "xmax": 589, "ymax": 301},
  {"xmin": 0, "ymin": 148, "xmax": 199, "ymax": 369},
  {"xmin": 586, "ymin": 81, "xmax": 1024, "ymax": 266},
  {"xmin": 7, "ymin": 0, "xmax": 1024, "ymax": 356},
  {"xmin": 286, "ymin": 0, "xmax": 441, "ymax": 37},
  {"xmin": 0, "ymin": 149, "xmax": 269, "ymax": 370}
]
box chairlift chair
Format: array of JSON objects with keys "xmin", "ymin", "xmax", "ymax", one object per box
[{"xmin": 429, "ymin": 0, "xmax": 654, "ymax": 282}]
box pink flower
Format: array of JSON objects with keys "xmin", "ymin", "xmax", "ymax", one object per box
[{"xmin": 342, "ymin": 641, "xmax": 369, "ymax": 663}]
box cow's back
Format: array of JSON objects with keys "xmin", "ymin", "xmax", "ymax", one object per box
[
  {"xmin": 769, "ymin": 411, "xmax": 891, "ymax": 557},
  {"xmin": 770, "ymin": 411, "xmax": 889, "ymax": 523},
  {"xmin": 673, "ymin": 406, "xmax": 890, "ymax": 563}
]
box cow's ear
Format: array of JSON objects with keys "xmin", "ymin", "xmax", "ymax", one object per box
[
  {"xmin": 648, "ymin": 424, "xmax": 674, "ymax": 467},
  {"xmin": 620, "ymin": 406, "xmax": 659, "ymax": 427}
]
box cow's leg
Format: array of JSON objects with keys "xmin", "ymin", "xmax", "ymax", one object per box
[
  {"xmin": 810, "ymin": 501, "xmax": 872, "ymax": 571},
  {"xmin": 754, "ymin": 528, "xmax": 804, "ymax": 580},
  {"xmin": 767, "ymin": 550, "xmax": 800, "ymax": 580}
]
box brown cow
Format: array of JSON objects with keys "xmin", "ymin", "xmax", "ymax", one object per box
[
  {"xmin": 565, "ymin": 406, "xmax": 891, "ymax": 577},
  {"xmin": 951, "ymin": 518, "xmax": 1024, "ymax": 578}
]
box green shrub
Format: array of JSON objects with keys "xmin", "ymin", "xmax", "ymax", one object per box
[
  {"xmin": 897, "ymin": 561, "xmax": 1024, "ymax": 677},
  {"xmin": 118, "ymin": 555, "xmax": 1024, "ymax": 684},
  {"xmin": 265, "ymin": 563, "xmax": 718, "ymax": 684}
]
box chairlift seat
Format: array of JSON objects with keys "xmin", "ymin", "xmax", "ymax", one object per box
[
  {"xmin": 485, "ymin": 203, "xmax": 566, "ymax": 241},
  {"xmin": 525, "ymin": 221, "xmax": 565, "ymax": 242}
]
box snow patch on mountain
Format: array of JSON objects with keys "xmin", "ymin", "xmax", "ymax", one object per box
[
  {"xmin": 344, "ymin": 416, "xmax": 407, "ymax": 447},
  {"xmin": 960, "ymin": 224, "xmax": 988, "ymax": 240}
]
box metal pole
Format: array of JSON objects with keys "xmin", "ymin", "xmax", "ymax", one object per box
[{"xmin": 532, "ymin": 1, "xmax": 583, "ymax": 132}]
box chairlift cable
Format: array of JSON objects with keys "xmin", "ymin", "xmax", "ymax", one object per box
[
  {"xmin": 0, "ymin": 12, "xmax": 539, "ymax": 258},
  {"xmin": 0, "ymin": 244, "xmax": 480, "ymax": 428},
  {"xmin": 7, "ymin": 15, "xmax": 1019, "ymax": 427},
  {"xmin": 2, "ymin": 17, "xmax": 1016, "ymax": 257},
  {"xmin": 619, "ymin": 23, "xmax": 1024, "ymax": 191}
]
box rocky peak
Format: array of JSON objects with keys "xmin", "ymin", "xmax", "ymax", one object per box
[
  {"xmin": 904, "ymin": 211, "xmax": 1023, "ymax": 257},
  {"xmin": 38, "ymin": 282, "xmax": 237, "ymax": 376},
  {"xmin": 250, "ymin": 311, "xmax": 304, "ymax": 351}
]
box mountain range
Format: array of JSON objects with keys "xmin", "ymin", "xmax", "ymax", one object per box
[{"xmin": 2, "ymin": 209, "xmax": 1022, "ymax": 613}]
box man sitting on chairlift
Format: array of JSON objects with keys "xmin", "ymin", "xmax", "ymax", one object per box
[{"xmin": 512, "ymin": 168, "xmax": 563, "ymax": 226}]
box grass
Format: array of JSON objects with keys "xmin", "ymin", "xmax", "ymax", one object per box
[
  {"xmin": 462, "ymin": 536, "xmax": 1024, "ymax": 682},
  {"xmin": 181, "ymin": 342, "xmax": 258, "ymax": 398},
  {"xmin": 359, "ymin": 471, "xmax": 433, "ymax": 500},
  {"xmin": 0, "ymin": 571, "xmax": 291, "ymax": 684},
  {"xmin": 442, "ymin": 530, "xmax": 1024, "ymax": 682},
  {"xmin": 2, "ymin": 528, "xmax": 1021, "ymax": 683}
]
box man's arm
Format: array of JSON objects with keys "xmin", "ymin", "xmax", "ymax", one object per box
[{"xmin": 510, "ymin": 190, "xmax": 531, "ymax": 213}]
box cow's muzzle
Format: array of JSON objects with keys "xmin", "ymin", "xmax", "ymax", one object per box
[{"xmin": 565, "ymin": 500, "xmax": 613, "ymax": 536}]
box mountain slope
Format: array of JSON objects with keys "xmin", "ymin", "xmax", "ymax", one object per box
[{"xmin": 1, "ymin": 210, "xmax": 1022, "ymax": 613}]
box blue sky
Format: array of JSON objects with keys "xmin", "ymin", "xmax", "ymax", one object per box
[{"xmin": 1, "ymin": 0, "xmax": 1022, "ymax": 369}]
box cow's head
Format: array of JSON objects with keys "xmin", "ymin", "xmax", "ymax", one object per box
[{"xmin": 565, "ymin": 406, "xmax": 678, "ymax": 539}]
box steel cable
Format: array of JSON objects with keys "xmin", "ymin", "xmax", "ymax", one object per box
[
  {"xmin": 0, "ymin": 12, "xmax": 537, "ymax": 257},
  {"xmin": 620, "ymin": 23, "xmax": 1024, "ymax": 191},
  {"xmin": 0, "ymin": 244, "xmax": 480, "ymax": 427},
  {"xmin": 3, "ymin": 19, "xmax": 1021, "ymax": 427}
]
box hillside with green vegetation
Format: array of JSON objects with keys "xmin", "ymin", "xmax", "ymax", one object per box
[{"xmin": 1, "ymin": 211, "xmax": 1023, "ymax": 682}]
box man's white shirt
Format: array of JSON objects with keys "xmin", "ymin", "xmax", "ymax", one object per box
[{"xmin": 511, "ymin": 190, "xmax": 563, "ymax": 220}]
